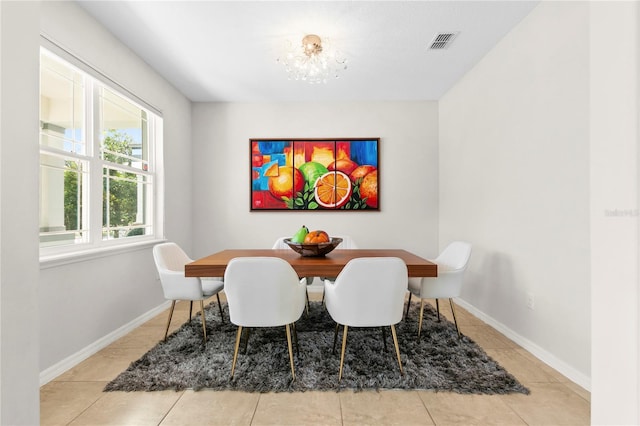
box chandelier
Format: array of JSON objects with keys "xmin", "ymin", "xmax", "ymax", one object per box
[{"xmin": 277, "ymin": 34, "xmax": 347, "ymax": 84}]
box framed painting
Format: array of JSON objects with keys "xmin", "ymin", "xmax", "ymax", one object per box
[{"xmin": 250, "ymin": 138, "xmax": 379, "ymax": 211}]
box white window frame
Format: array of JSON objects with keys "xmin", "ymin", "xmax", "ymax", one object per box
[{"xmin": 39, "ymin": 41, "xmax": 164, "ymax": 264}]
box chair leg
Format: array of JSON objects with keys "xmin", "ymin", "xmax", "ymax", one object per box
[
  {"xmin": 338, "ymin": 325, "xmax": 349, "ymax": 381},
  {"xmin": 332, "ymin": 323, "xmax": 340, "ymax": 355},
  {"xmin": 216, "ymin": 293, "xmax": 224, "ymax": 323},
  {"xmin": 305, "ymin": 289, "xmax": 310, "ymax": 316},
  {"xmin": 338, "ymin": 325, "xmax": 348, "ymax": 382},
  {"xmin": 381, "ymin": 327, "xmax": 388, "ymax": 351},
  {"xmin": 242, "ymin": 328, "xmax": 251, "ymax": 354},
  {"xmin": 164, "ymin": 300, "xmax": 176, "ymax": 341},
  {"xmin": 231, "ymin": 326, "xmax": 243, "ymax": 378},
  {"xmin": 390, "ymin": 324, "xmax": 404, "ymax": 375},
  {"xmin": 292, "ymin": 322, "xmax": 300, "ymax": 357},
  {"xmin": 449, "ymin": 298, "xmax": 461, "ymax": 338},
  {"xmin": 199, "ymin": 300, "xmax": 207, "ymax": 343},
  {"xmin": 189, "ymin": 301, "xmax": 193, "ymax": 320},
  {"xmin": 418, "ymin": 299, "xmax": 425, "ymax": 340},
  {"xmin": 435, "ymin": 299, "xmax": 441, "ymax": 321},
  {"xmin": 405, "ymin": 292, "xmax": 412, "ymax": 319},
  {"xmin": 285, "ymin": 324, "xmax": 296, "ymax": 381}
]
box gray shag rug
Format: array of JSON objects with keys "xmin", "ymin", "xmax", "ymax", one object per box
[{"xmin": 105, "ymin": 301, "xmax": 529, "ymax": 394}]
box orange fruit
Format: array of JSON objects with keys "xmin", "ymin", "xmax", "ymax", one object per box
[
  {"xmin": 360, "ymin": 170, "xmax": 378, "ymax": 208},
  {"xmin": 328, "ymin": 158, "xmax": 358, "ymax": 176},
  {"xmin": 349, "ymin": 165, "xmax": 376, "ymax": 183},
  {"xmin": 314, "ymin": 171, "xmax": 352, "ymax": 209},
  {"xmin": 304, "ymin": 230, "xmax": 330, "ymax": 243},
  {"xmin": 268, "ymin": 166, "xmax": 304, "ymax": 199}
]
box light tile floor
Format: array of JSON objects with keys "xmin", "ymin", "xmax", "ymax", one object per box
[{"xmin": 41, "ymin": 294, "xmax": 590, "ymax": 425}]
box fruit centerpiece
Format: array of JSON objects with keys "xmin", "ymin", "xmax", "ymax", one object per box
[{"xmin": 285, "ymin": 225, "xmax": 342, "ymax": 257}]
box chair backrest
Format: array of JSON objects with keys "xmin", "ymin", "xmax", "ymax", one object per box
[
  {"xmin": 324, "ymin": 257, "xmax": 407, "ymax": 327},
  {"xmin": 418, "ymin": 241, "xmax": 472, "ymax": 299},
  {"xmin": 436, "ymin": 241, "xmax": 472, "ymax": 271},
  {"xmin": 224, "ymin": 257, "xmax": 306, "ymax": 327},
  {"xmin": 153, "ymin": 242, "xmax": 203, "ymax": 300},
  {"xmin": 153, "ymin": 242, "xmax": 193, "ymax": 272},
  {"xmin": 272, "ymin": 237, "xmax": 289, "ymax": 250},
  {"xmin": 272, "ymin": 235, "xmax": 358, "ymax": 249},
  {"xmin": 335, "ymin": 235, "xmax": 358, "ymax": 249}
]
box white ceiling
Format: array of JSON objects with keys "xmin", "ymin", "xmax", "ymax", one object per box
[{"xmin": 76, "ymin": 1, "xmax": 539, "ymax": 103}]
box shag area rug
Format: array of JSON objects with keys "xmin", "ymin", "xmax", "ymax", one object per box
[{"xmin": 105, "ymin": 301, "xmax": 529, "ymax": 394}]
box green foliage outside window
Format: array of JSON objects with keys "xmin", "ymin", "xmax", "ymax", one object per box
[
  {"xmin": 103, "ymin": 130, "xmax": 137, "ymax": 236},
  {"xmin": 63, "ymin": 162, "xmax": 80, "ymax": 231},
  {"xmin": 63, "ymin": 129, "xmax": 143, "ymax": 238}
]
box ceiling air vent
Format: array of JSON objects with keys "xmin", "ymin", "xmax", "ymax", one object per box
[{"xmin": 429, "ymin": 32, "xmax": 459, "ymax": 50}]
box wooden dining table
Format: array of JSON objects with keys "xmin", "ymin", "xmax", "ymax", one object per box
[{"xmin": 185, "ymin": 249, "xmax": 437, "ymax": 278}]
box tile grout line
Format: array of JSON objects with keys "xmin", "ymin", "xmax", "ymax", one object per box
[
  {"xmin": 250, "ymin": 392, "xmax": 261, "ymax": 425},
  {"xmin": 497, "ymin": 394, "xmax": 531, "ymax": 426},
  {"xmin": 156, "ymin": 390, "xmax": 186, "ymax": 425},
  {"xmin": 416, "ymin": 392, "xmax": 438, "ymax": 425},
  {"xmin": 62, "ymin": 386, "xmax": 106, "ymax": 426}
]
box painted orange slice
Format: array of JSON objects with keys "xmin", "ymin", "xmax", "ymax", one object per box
[{"xmin": 314, "ymin": 171, "xmax": 352, "ymax": 209}]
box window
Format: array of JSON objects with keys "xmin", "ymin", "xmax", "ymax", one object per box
[{"xmin": 39, "ymin": 48, "xmax": 162, "ymax": 255}]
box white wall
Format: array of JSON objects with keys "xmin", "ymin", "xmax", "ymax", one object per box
[
  {"xmin": 439, "ymin": 1, "xmax": 590, "ymax": 388},
  {"xmin": 191, "ymin": 102, "xmax": 439, "ymax": 261},
  {"xmin": 0, "ymin": 2, "xmax": 40, "ymax": 424},
  {"xmin": 589, "ymin": 2, "xmax": 639, "ymax": 424},
  {"xmin": 38, "ymin": 1, "xmax": 193, "ymax": 377}
]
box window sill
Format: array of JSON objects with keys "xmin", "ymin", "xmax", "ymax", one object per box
[{"xmin": 40, "ymin": 238, "xmax": 166, "ymax": 269}]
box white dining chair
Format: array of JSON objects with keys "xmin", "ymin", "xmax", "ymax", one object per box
[
  {"xmin": 152, "ymin": 242, "xmax": 225, "ymax": 343},
  {"xmin": 324, "ymin": 257, "xmax": 408, "ymax": 381},
  {"xmin": 224, "ymin": 257, "xmax": 307, "ymax": 380},
  {"xmin": 406, "ymin": 241, "xmax": 472, "ymax": 339}
]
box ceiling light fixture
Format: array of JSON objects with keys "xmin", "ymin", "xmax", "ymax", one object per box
[{"xmin": 277, "ymin": 34, "xmax": 347, "ymax": 84}]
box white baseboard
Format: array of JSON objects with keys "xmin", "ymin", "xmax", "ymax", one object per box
[
  {"xmin": 39, "ymin": 301, "xmax": 172, "ymax": 386},
  {"xmin": 454, "ymin": 298, "xmax": 591, "ymax": 392}
]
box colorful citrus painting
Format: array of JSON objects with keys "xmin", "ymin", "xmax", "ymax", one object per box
[{"xmin": 251, "ymin": 138, "xmax": 379, "ymax": 211}]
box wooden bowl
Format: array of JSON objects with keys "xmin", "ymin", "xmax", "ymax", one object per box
[{"xmin": 283, "ymin": 237, "xmax": 343, "ymax": 257}]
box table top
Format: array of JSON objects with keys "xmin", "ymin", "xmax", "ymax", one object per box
[{"xmin": 185, "ymin": 249, "xmax": 437, "ymax": 278}]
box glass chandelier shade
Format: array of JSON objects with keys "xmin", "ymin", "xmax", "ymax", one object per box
[{"xmin": 277, "ymin": 34, "xmax": 347, "ymax": 84}]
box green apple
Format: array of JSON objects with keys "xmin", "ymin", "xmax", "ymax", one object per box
[{"xmin": 299, "ymin": 162, "xmax": 328, "ymax": 187}]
